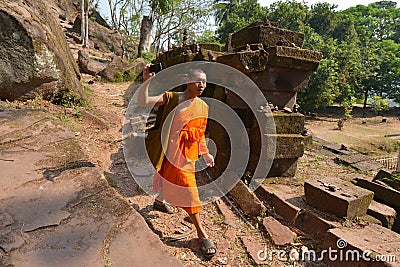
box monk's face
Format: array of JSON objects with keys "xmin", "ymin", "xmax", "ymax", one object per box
[{"xmin": 187, "ymin": 71, "xmax": 207, "ymax": 97}]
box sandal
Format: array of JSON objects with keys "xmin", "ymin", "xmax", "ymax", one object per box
[
  {"xmin": 153, "ymin": 201, "xmax": 174, "ymax": 214},
  {"xmin": 199, "ymin": 238, "xmax": 217, "ymax": 259}
]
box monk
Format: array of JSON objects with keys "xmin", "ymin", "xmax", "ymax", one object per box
[{"xmin": 138, "ymin": 66, "xmax": 217, "ymax": 259}]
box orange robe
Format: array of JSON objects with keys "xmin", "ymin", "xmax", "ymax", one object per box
[{"xmin": 153, "ymin": 97, "xmax": 209, "ymax": 214}]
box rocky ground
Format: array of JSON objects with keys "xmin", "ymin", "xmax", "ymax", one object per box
[{"xmin": 3, "ymin": 70, "xmax": 398, "ymax": 266}]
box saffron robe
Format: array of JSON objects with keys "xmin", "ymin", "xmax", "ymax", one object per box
[{"xmin": 153, "ymin": 96, "xmax": 209, "ymax": 214}]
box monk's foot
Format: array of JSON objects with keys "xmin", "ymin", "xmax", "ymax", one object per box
[
  {"xmin": 198, "ymin": 238, "xmax": 217, "ymax": 259},
  {"xmin": 153, "ymin": 201, "xmax": 174, "ymax": 214}
]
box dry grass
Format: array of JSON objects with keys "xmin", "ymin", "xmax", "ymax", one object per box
[{"xmin": 306, "ymin": 115, "xmax": 400, "ymax": 158}]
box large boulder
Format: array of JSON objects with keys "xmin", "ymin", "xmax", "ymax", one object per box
[
  {"xmin": 78, "ymin": 49, "xmax": 107, "ymax": 76},
  {"xmin": 71, "ymin": 16, "xmax": 123, "ymax": 55},
  {"xmin": 52, "ymin": 0, "xmax": 79, "ymax": 23},
  {"xmin": 0, "ymin": 0, "xmax": 84, "ymax": 101},
  {"xmin": 98, "ymin": 56, "xmax": 128, "ymax": 81}
]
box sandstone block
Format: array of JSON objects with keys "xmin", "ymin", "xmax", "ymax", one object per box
[
  {"xmin": 267, "ymin": 46, "xmax": 321, "ymax": 71},
  {"xmin": 322, "ymin": 224, "xmax": 400, "ymax": 267},
  {"xmin": 228, "ymin": 174, "xmax": 266, "ymax": 217},
  {"xmin": 268, "ymin": 158, "xmax": 299, "ymax": 177},
  {"xmin": 231, "ymin": 25, "xmax": 304, "ymax": 49},
  {"xmin": 263, "ymin": 216, "xmax": 297, "ymax": 246},
  {"xmin": 367, "ymin": 200, "xmax": 397, "ymax": 229},
  {"xmin": 305, "ymin": 177, "xmax": 374, "ymax": 218},
  {"xmin": 355, "ymin": 178, "xmax": 400, "ymax": 209}
]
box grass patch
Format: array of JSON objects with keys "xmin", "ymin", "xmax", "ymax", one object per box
[
  {"xmin": 306, "ymin": 117, "xmax": 400, "ymax": 157},
  {"xmin": 58, "ymin": 114, "xmax": 80, "ymax": 132}
]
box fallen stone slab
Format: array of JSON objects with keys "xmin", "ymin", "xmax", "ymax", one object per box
[
  {"xmin": 368, "ymin": 200, "xmax": 397, "ymax": 229},
  {"xmin": 227, "ymin": 173, "xmax": 267, "ymax": 217},
  {"xmin": 352, "ymin": 160, "xmax": 384, "ymax": 172},
  {"xmin": 22, "ymin": 210, "xmax": 71, "ymax": 232},
  {"xmin": 263, "ymin": 217, "xmax": 297, "ymax": 246},
  {"xmin": 354, "ymin": 177, "xmax": 400, "ymax": 209},
  {"xmin": 305, "ymin": 177, "xmax": 374, "ymax": 218},
  {"xmin": 256, "ymin": 182, "xmax": 342, "ymax": 238},
  {"xmin": 240, "ymin": 236, "xmax": 267, "ymax": 265},
  {"xmin": 255, "ymin": 183, "xmax": 302, "ymax": 224},
  {"xmin": 322, "ymin": 142, "xmax": 355, "ymax": 155},
  {"xmin": 322, "ymin": 224, "xmax": 400, "ymax": 267},
  {"xmin": 217, "ymin": 228, "xmax": 237, "ymax": 254},
  {"xmin": 336, "ymin": 153, "xmax": 371, "ymax": 165},
  {"xmin": 374, "ymin": 170, "xmax": 400, "ymax": 191},
  {"xmin": 215, "ymin": 199, "xmax": 239, "ymax": 228}
]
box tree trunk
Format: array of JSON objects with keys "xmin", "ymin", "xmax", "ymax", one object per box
[
  {"xmin": 138, "ymin": 15, "xmax": 153, "ymax": 57},
  {"xmin": 363, "ymin": 89, "xmax": 368, "ymax": 108},
  {"xmin": 84, "ymin": 2, "xmax": 89, "ymax": 47},
  {"xmin": 81, "ymin": 0, "xmax": 85, "ymax": 44}
]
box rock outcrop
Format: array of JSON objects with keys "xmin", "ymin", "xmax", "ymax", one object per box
[
  {"xmin": 0, "ymin": 0, "xmax": 84, "ymax": 101},
  {"xmin": 71, "ymin": 16, "xmax": 123, "ymax": 55}
]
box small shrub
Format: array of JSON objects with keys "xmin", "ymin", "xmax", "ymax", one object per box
[
  {"xmin": 371, "ymin": 96, "xmax": 389, "ymax": 114},
  {"xmin": 113, "ymin": 71, "xmax": 124, "ymax": 83},
  {"xmin": 140, "ymin": 51, "xmax": 155, "ymax": 63}
]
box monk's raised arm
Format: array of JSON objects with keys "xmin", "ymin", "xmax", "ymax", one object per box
[{"xmin": 138, "ymin": 65, "xmax": 165, "ymax": 107}]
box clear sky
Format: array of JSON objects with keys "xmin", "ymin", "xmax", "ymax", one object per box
[{"xmin": 259, "ymin": 0, "xmax": 400, "ymax": 10}]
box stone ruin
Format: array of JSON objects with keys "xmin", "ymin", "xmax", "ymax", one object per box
[{"xmin": 153, "ymin": 20, "xmax": 322, "ymax": 178}]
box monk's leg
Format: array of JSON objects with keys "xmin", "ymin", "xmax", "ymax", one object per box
[{"xmin": 188, "ymin": 213, "xmax": 215, "ymax": 254}]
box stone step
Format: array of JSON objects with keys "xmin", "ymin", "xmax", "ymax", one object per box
[
  {"xmin": 256, "ymin": 182, "xmax": 342, "ymax": 238},
  {"xmin": 266, "ymin": 134, "xmax": 305, "ymax": 159},
  {"xmin": 269, "ymin": 112, "xmax": 305, "ymax": 135},
  {"xmin": 249, "ymin": 131, "xmax": 305, "ymax": 159},
  {"xmin": 226, "ymin": 172, "xmax": 267, "ymax": 217},
  {"xmin": 368, "ymin": 200, "xmax": 397, "ymax": 229},
  {"xmin": 305, "ymin": 177, "xmax": 374, "ymax": 218},
  {"xmin": 322, "ymin": 224, "xmax": 400, "ymax": 267},
  {"xmin": 354, "ymin": 177, "xmax": 400, "ymax": 209},
  {"xmin": 263, "ymin": 216, "xmax": 297, "ymax": 246}
]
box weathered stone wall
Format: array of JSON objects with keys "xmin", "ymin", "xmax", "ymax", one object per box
[{"xmin": 0, "ymin": 0, "xmax": 84, "ymax": 101}]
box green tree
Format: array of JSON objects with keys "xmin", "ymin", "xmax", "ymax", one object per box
[
  {"xmin": 307, "ymin": 2, "xmax": 338, "ymax": 38},
  {"xmin": 152, "ymin": 0, "xmax": 212, "ymax": 52},
  {"xmin": 213, "ymin": 0, "xmax": 242, "ymax": 26},
  {"xmin": 368, "ymin": 40, "xmax": 400, "ymax": 102},
  {"xmin": 216, "ymin": 0, "xmax": 267, "ymax": 43},
  {"xmin": 267, "ymin": 0, "xmax": 309, "ymax": 32},
  {"xmin": 299, "ymin": 32, "xmax": 340, "ymax": 111}
]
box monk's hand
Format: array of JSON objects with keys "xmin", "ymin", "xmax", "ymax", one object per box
[
  {"xmin": 202, "ymin": 153, "xmax": 214, "ymax": 167},
  {"xmin": 143, "ymin": 64, "xmax": 155, "ymax": 81}
]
